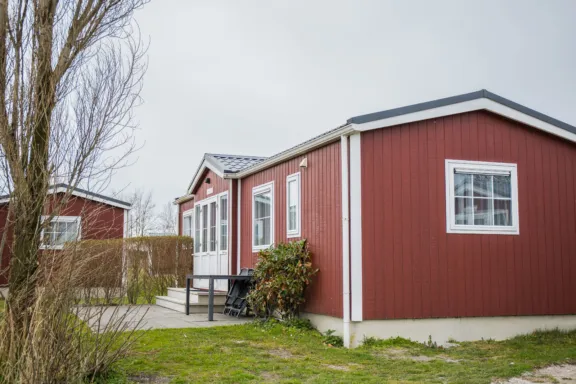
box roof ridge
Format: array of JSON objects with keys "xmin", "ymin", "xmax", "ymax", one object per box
[{"xmin": 206, "ymin": 153, "xmax": 267, "ymax": 159}]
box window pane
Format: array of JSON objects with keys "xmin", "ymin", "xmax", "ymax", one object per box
[
  {"xmin": 253, "ymin": 190, "xmax": 272, "ymax": 247},
  {"xmin": 288, "ymin": 206, "xmax": 297, "ymax": 231},
  {"xmin": 220, "ymin": 196, "xmax": 228, "ymax": 251},
  {"xmin": 493, "ymin": 175, "xmax": 511, "ymax": 198},
  {"xmin": 195, "ymin": 208, "xmax": 201, "ymax": 252},
  {"xmin": 494, "ymin": 199, "xmax": 512, "ymax": 226},
  {"xmin": 202, "ymin": 207, "xmax": 207, "ymax": 252},
  {"xmin": 209, "ymin": 202, "xmax": 216, "ymax": 252},
  {"xmin": 183, "ymin": 216, "xmax": 191, "ymax": 237},
  {"xmin": 288, "ymin": 180, "xmax": 298, "ymax": 206},
  {"xmin": 255, "ymin": 192, "xmax": 271, "ymax": 220},
  {"xmin": 454, "ymin": 174, "xmax": 472, "ymax": 197},
  {"xmin": 474, "ymin": 198, "xmax": 493, "ymax": 225},
  {"xmin": 64, "ymin": 221, "xmax": 78, "ymax": 242},
  {"xmin": 473, "ymin": 174, "xmax": 493, "ymax": 197},
  {"xmin": 255, "ymin": 217, "xmax": 271, "ymax": 246},
  {"xmin": 454, "ymin": 197, "xmax": 473, "ymax": 225}
]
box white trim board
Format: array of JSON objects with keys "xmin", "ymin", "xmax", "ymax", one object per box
[
  {"xmin": 349, "ymin": 133, "xmax": 363, "ymax": 322},
  {"xmin": 351, "ymin": 98, "xmax": 576, "ymax": 144},
  {"xmin": 187, "ymin": 158, "xmax": 226, "ymax": 195},
  {"xmin": 1, "ymin": 187, "xmax": 131, "ymax": 210}
]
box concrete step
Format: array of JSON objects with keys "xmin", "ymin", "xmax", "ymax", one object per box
[
  {"xmin": 166, "ymin": 288, "xmax": 227, "ymax": 305},
  {"xmin": 155, "ymin": 295, "xmax": 225, "ymax": 314}
]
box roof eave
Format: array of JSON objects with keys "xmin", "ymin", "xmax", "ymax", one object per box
[{"xmin": 233, "ymin": 124, "xmax": 355, "ymax": 178}]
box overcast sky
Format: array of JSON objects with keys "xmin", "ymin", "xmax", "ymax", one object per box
[{"xmin": 113, "ymin": 0, "xmax": 576, "ymax": 207}]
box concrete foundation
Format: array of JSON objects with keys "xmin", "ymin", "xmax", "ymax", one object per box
[{"xmin": 302, "ymin": 312, "xmax": 576, "ymax": 347}]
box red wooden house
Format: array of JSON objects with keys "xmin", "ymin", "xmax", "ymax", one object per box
[
  {"xmin": 175, "ymin": 90, "xmax": 576, "ymax": 347},
  {"xmin": 0, "ymin": 184, "xmax": 131, "ymax": 286}
]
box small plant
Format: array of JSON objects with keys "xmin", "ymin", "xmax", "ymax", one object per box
[
  {"xmin": 247, "ymin": 239, "xmax": 318, "ymax": 320},
  {"xmin": 425, "ymin": 335, "xmax": 438, "ymax": 349},
  {"xmin": 322, "ymin": 330, "xmax": 344, "ymax": 347},
  {"xmin": 362, "ymin": 335, "xmax": 381, "ymax": 347},
  {"xmin": 282, "ymin": 318, "xmax": 316, "ymax": 331}
]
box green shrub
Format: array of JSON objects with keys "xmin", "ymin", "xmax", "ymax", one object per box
[
  {"xmin": 322, "ymin": 330, "xmax": 343, "ymax": 347},
  {"xmin": 247, "ymin": 239, "xmax": 318, "ymax": 320}
]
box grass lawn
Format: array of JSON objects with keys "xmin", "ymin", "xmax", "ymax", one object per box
[{"xmin": 105, "ymin": 321, "xmax": 576, "ymax": 384}]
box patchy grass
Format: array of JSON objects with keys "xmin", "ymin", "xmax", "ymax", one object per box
[{"xmin": 103, "ymin": 323, "xmax": 576, "ymax": 384}]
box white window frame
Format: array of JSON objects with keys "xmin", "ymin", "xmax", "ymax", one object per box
[
  {"xmin": 40, "ymin": 215, "xmax": 82, "ymax": 250},
  {"xmin": 182, "ymin": 208, "xmax": 194, "ymax": 238},
  {"xmin": 286, "ymin": 172, "xmax": 301, "ymax": 238},
  {"xmin": 252, "ymin": 181, "xmax": 274, "ymax": 252},
  {"xmin": 445, "ymin": 159, "xmax": 519, "ymax": 235}
]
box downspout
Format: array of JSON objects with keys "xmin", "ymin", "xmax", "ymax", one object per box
[{"xmin": 340, "ymin": 135, "xmax": 351, "ymax": 348}]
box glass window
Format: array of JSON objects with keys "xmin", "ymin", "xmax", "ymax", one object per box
[
  {"xmin": 182, "ymin": 212, "xmax": 193, "ymax": 238},
  {"xmin": 253, "ymin": 182, "xmax": 274, "ymax": 250},
  {"xmin": 41, "ymin": 216, "xmax": 81, "ymax": 249},
  {"xmin": 201, "ymin": 205, "xmax": 208, "ymax": 252},
  {"xmin": 220, "ymin": 195, "xmax": 228, "ymax": 251},
  {"xmin": 194, "ymin": 207, "xmax": 201, "ymax": 252},
  {"xmin": 446, "ymin": 160, "xmax": 518, "ymax": 235},
  {"xmin": 286, "ymin": 173, "xmax": 301, "ymax": 237},
  {"xmin": 209, "ymin": 201, "xmax": 216, "ymax": 252}
]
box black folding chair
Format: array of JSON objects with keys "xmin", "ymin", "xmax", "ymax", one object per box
[{"xmin": 223, "ymin": 268, "xmax": 254, "ymax": 317}]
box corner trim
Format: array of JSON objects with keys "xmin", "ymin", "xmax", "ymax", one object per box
[{"xmin": 349, "ymin": 133, "xmax": 363, "ymax": 321}]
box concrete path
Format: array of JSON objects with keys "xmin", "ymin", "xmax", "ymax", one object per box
[{"xmin": 78, "ymin": 305, "xmax": 251, "ymax": 332}]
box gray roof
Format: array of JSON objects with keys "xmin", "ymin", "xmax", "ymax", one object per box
[
  {"xmin": 347, "ymin": 89, "xmax": 576, "ymax": 135},
  {"xmin": 0, "ymin": 183, "xmax": 131, "ymax": 208},
  {"xmin": 206, "ymin": 153, "xmax": 267, "ymax": 174}
]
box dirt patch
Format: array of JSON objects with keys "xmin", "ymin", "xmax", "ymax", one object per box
[
  {"xmin": 373, "ymin": 348, "xmax": 461, "ymax": 363},
  {"xmin": 268, "ymin": 348, "xmax": 295, "ymax": 359},
  {"xmin": 128, "ymin": 374, "xmax": 171, "ymax": 383},
  {"xmin": 323, "ymin": 364, "xmax": 350, "ymax": 371},
  {"xmin": 260, "ymin": 371, "xmax": 282, "ymax": 382},
  {"xmin": 494, "ymin": 364, "xmax": 576, "ymax": 384}
]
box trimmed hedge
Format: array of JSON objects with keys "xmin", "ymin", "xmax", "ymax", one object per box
[{"xmin": 56, "ymin": 236, "xmax": 193, "ymax": 304}]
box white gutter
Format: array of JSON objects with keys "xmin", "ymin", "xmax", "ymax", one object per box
[
  {"xmin": 233, "ymin": 124, "xmax": 355, "ymax": 179},
  {"xmin": 340, "ymin": 135, "xmax": 351, "ymax": 348}
]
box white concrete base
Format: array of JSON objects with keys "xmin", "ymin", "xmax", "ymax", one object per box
[
  {"xmin": 302, "ymin": 313, "xmax": 576, "ymax": 348},
  {"xmin": 155, "ymin": 295, "xmax": 225, "ymax": 314},
  {"xmin": 167, "ymin": 288, "xmax": 227, "ymax": 305}
]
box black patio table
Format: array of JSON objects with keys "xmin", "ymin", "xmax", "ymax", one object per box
[{"xmin": 185, "ymin": 274, "xmax": 252, "ymax": 321}]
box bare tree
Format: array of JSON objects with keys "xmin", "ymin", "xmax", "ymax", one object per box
[
  {"xmin": 126, "ymin": 188, "xmax": 156, "ymax": 237},
  {"xmin": 156, "ymin": 201, "xmax": 177, "ymax": 235},
  {"xmin": 0, "ymin": 0, "xmax": 148, "ymax": 366}
]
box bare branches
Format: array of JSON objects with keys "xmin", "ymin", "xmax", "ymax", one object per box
[{"xmin": 0, "ymin": 0, "xmax": 150, "ymax": 371}]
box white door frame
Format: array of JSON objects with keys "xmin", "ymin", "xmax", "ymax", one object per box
[{"xmin": 193, "ymin": 191, "xmax": 230, "ymax": 290}]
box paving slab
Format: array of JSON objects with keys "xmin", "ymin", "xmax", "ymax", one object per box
[{"xmin": 78, "ymin": 305, "xmax": 251, "ymax": 332}]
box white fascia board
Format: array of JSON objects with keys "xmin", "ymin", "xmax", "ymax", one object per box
[
  {"xmin": 1, "ymin": 190, "xmax": 131, "ymax": 209},
  {"xmin": 187, "ymin": 159, "xmax": 226, "ymax": 194},
  {"xmin": 234, "ymin": 125, "xmax": 355, "ymax": 178},
  {"xmin": 51, "ymin": 187, "xmax": 131, "ymax": 210},
  {"xmin": 352, "ymin": 98, "xmax": 576, "ymax": 144}
]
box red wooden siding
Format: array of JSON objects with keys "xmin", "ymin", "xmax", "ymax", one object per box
[
  {"xmin": 192, "ymin": 169, "xmax": 230, "ymax": 202},
  {"xmin": 0, "ymin": 195, "xmax": 125, "ymax": 285},
  {"xmin": 239, "ymin": 141, "xmax": 343, "ymax": 317},
  {"xmin": 361, "ymin": 110, "xmax": 576, "ymax": 320}
]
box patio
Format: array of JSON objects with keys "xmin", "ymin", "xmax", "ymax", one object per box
[{"xmin": 79, "ymin": 305, "xmax": 251, "ymax": 332}]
